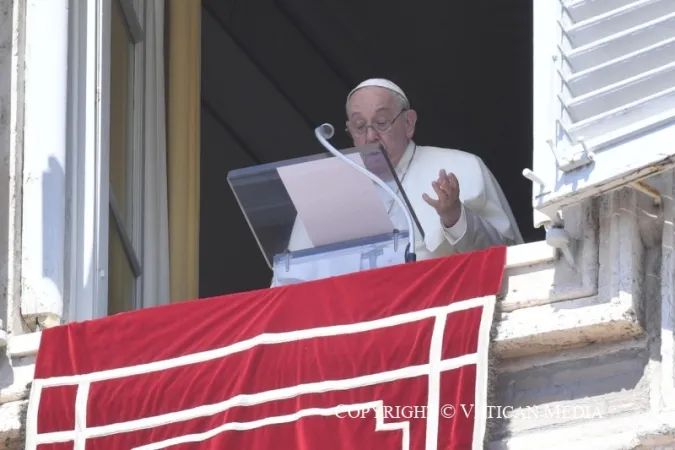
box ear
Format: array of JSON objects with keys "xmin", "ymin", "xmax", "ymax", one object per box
[{"xmin": 404, "ymin": 109, "xmax": 417, "ymax": 139}]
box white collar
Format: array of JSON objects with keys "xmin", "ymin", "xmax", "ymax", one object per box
[{"xmin": 394, "ymin": 140, "xmax": 417, "ymax": 178}]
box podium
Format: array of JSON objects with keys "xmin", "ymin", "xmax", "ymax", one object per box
[{"xmin": 227, "ymin": 142, "xmax": 424, "ymax": 287}]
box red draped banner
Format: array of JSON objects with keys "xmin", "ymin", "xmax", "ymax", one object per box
[{"xmin": 27, "ymin": 246, "xmax": 506, "ymax": 449}]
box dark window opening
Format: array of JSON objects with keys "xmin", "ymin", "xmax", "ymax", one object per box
[{"xmin": 199, "ymin": 0, "xmax": 542, "ymax": 297}]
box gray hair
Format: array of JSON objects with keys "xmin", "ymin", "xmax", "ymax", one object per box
[{"xmin": 392, "ymin": 92, "xmax": 410, "ymax": 111}]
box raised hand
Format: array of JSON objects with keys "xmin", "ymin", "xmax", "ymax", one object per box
[{"xmin": 422, "ymin": 169, "xmax": 462, "ymax": 228}]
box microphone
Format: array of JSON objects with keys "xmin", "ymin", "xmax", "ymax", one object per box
[{"xmin": 314, "ymin": 123, "xmax": 417, "ymax": 263}]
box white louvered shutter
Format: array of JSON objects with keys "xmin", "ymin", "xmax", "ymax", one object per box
[{"xmin": 530, "ymin": 0, "xmax": 675, "ymax": 223}]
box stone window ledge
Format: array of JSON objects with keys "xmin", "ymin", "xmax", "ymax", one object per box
[
  {"xmin": 0, "ymin": 332, "xmax": 42, "ymax": 406},
  {"xmin": 494, "ymin": 188, "xmax": 653, "ymax": 360},
  {"xmin": 7, "ymin": 331, "xmax": 42, "ymax": 359},
  {"xmin": 488, "ymin": 411, "xmax": 675, "ymax": 449}
]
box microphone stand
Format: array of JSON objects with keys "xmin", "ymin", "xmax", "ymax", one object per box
[{"xmin": 314, "ymin": 123, "xmax": 417, "ymax": 263}]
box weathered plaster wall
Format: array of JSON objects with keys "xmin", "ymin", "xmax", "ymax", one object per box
[
  {"xmin": 0, "ymin": 352, "xmax": 32, "ymax": 449},
  {"xmin": 488, "ymin": 175, "xmax": 675, "ymax": 449},
  {"xmin": 0, "ymin": 0, "xmax": 21, "ymax": 339},
  {"xmin": 0, "ymin": 0, "xmax": 30, "ymax": 448},
  {"xmin": 0, "ymin": 0, "xmax": 11, "ymax": 338}
]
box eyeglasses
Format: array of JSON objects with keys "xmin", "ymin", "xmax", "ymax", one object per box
[{"xmin": 346, "ymin": 109, "xmax": 408, "ymax": 137}]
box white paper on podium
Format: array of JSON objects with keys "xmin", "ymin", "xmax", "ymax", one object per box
[{"xmin": 277, "ymin": 153, "xmax": 395, "ymax": 248}]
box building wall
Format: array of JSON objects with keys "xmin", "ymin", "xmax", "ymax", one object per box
[
  {"xmin": 489, "ymin": 178, "xmax": 675, "ymax": 449},
  {"xmin": 0, "ymin": 0, "xmax": 30, "ymax": 447},
  {"xmin": 1, "ymin": 1, "xmax": 674, "ymax": 449}
]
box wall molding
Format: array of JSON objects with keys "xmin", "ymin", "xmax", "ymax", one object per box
[{"xmin": 496, "ymin": 189, "xmax": 651, "ymax": 359}]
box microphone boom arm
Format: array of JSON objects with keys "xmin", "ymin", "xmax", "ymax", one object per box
[{"xmin": 314, "ymin": 123, "xmax": 417, "ymax": 262}]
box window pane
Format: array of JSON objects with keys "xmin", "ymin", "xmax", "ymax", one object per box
[
  {"xmin": 110, "ymin": 0, "xmax": 135, "ymax": 230},
  {"xmin": 109, "ymin": 0, "xmax": 138, "ymax": 314},
  {"xmin": 108, "ymin": 221, "xmax": 135, "ymax": 315}
]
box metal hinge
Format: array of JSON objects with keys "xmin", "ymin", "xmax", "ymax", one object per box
[
  {"xmin": 549, "ymin": 120, "xmax": 595, "ymax": 172},
  {"xmin": 522, "ymin": 125, "xmax": 595, "ymax": 199},
  {"xmin": 546, "ymin": 225, "xmax": 577, "ymax": 268}
]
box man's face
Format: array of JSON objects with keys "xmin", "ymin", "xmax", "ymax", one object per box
[{"xmin": 346, "ymin": 87, "xmax": 416, "ymax": 168}]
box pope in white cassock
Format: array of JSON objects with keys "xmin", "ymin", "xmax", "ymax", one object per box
[
  {"xmin": 273, "ymin": 79, "xmax": 523, "ymax": 285},
  {"xmin": 288, "ymin": 78, "xmax": 522, "ymax": 259}
]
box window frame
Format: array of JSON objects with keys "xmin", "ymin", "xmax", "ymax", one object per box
[
  {"xmin": 108, "ymin": 0, "xmax": 146, "ymax": 313},
  {"xmin": 67, "ymin": 0, "xmax": 147, "ymax": 322},
  {"xmin": 128, "ymin": 0, "xmax": 146, "ymax": 311}
]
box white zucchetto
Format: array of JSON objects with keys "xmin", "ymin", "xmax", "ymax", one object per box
[{"xmin": 346, "ymin": 78, "xmax": 410, "ymax": 109}]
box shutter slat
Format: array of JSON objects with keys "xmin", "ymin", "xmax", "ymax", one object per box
[
  {"xmin": 554, "ymin": 0, "xmax": 675, "ymax": 151},
  {"xmin": 565, "ymin": 12, "xmax": 675, "ymax": 72},
  {"xmin": 569, "ymin": 86, "xmax": 675, "ymax": 142},
  {"xmin": 563, "ymin": 60, "xmax": 675, "ymax": 122},
  {"xmin": 564, "ymin": 0, "xmax": 636, "ymax": 23},
  {"xmin": 565, "ymin": 0, "xmax": 671, "ymax": 47},
  {"xmin": 564, "ymin": 37, "xmax": 675, "ymax": 97}
]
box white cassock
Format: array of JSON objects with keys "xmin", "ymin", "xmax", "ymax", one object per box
[{"xmin": 272, "ymin": 141, "xmax": 523, "ymax": 285}]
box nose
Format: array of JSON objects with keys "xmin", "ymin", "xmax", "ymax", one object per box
[{"xmin": 365, "ymin": 126, "xmax": 379, "ymax": 143}]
